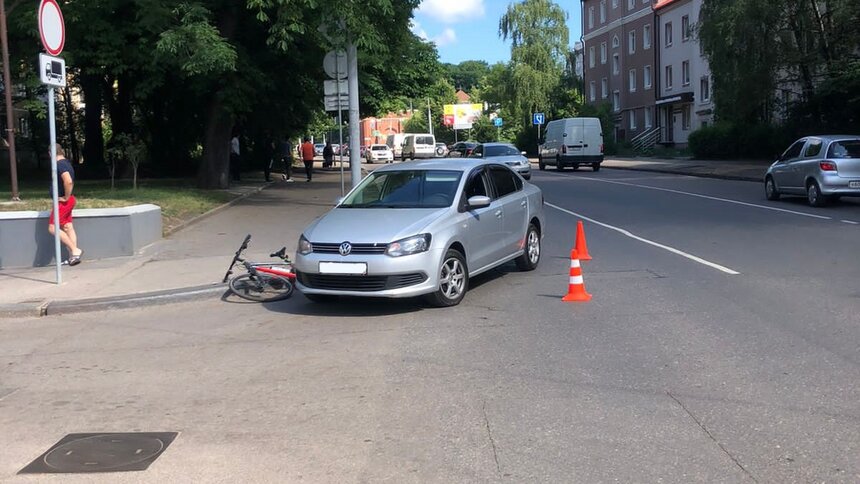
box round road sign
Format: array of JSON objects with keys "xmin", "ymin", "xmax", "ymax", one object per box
[
  {"xmin": 38, "ymin": 0, "xmax": 65, "ymax": 56},
  {"xmin": 323, "ymin": 50, "xmax": 347, "ymax": 80}
]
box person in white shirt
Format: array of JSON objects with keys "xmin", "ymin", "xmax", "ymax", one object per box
[{"xmin": 230, "ymin": 135, "xmax": 241, "ymax": 181}]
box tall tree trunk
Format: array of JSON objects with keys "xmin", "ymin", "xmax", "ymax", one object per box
[
  {"xmin": 62, "ymin": 85, "xmax": 80, "ymax": 164},
  {"xmin": 80, "ymin": 74, "xmax": 104, "ymax": 169},
  {"xmin": 198, "ymin": 95, "xmax": 231, "ymax": 189}
]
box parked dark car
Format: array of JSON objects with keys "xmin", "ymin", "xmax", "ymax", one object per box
[
  {"xmin": 764, "ymin": 135, "xmax": 860, "ymax": 206},
  {"xmin": 447, "ymin": 142, "xmax": 478, "ymax": 158}
]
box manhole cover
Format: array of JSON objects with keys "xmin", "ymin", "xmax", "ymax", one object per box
[{"xmin": 19, "ymin": 432, "xmax": 178, "ymax": 474}]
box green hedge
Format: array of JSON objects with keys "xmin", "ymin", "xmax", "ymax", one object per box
[{"xmin": 689, "ymin": 123, "xmax": 794, "ymax": 160}]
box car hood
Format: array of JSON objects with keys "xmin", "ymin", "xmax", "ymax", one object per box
[{"xmin": 303, "ymin": 207, "xmax": 449, "ymax": 243}]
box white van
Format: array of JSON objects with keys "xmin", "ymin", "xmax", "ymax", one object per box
[
  {"xmin": 538, "ymin": 117, "xmax": 604, "ymax": 171},
  {"xmin": 401, "ymin": 133, "xmax": 436, "ymax": 160},
  {"xmin": 386, "ymin": 133, "xmax": 407, "ymax": 160}
]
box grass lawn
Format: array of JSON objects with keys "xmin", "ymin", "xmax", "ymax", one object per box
[{"xmin": 0, "ymin": 178, "xmax": 238, "ymax": 235}]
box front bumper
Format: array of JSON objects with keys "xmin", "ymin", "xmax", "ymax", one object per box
[{"xmin": 294, "ymin": 248, "xmax": 442, "ymax": 298}]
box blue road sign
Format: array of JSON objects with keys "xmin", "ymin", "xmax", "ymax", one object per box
[
  {"xmin": 533, "ymin": 112, "xmax": 545, "ymax": 125},
  {"xmin": 493, "ymin": 117, "xmax": 503, "ymax": 127}
]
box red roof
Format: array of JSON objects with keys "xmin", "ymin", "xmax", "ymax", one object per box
[{"xmin": 654, "ymin": 0, "xmax": 681, "ymax": 10}]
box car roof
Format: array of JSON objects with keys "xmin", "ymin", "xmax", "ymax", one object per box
[
  {"xmin": 804, "ymin": 135, "xmax": 860, "ymax": 141},
  {"xmin": 371, "ymin": 158, "xmax": 490, "ymax": 172}
]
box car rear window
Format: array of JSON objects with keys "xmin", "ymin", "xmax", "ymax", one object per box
[
  {"xmin": 827, "ymin": 140, "xmax": 860, "ymax": 159},
  {"xmin": 484, "ymin": 145, "xmax": 521, "ymax": 157}
]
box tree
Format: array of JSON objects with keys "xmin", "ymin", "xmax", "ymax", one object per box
[
  {"xmin": 499, "ymin": 0, "xmax": 569, "ymax": 152},
  {"xmin": 445, "ymin": 60, "xmax": 490, "ymax": 92}
]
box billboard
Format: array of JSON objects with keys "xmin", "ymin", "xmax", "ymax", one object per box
[{"xmin": 443, "ymin": 103, "xmax": 483, "ymax": 130}]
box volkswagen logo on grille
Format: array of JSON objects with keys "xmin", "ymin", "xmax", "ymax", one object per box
[{"xmin": 339, "ymin": 242, "xmax": 352, "ymax": 256}]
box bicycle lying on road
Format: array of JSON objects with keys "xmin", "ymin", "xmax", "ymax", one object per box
[{"xmin": 223, "ymin": 234, "xmax": 296, "ymax": 302}]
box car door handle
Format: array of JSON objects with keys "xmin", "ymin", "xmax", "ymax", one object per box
[{"xmin": 495, "ymin": 210, "xmax": 503, "ymax": 218}]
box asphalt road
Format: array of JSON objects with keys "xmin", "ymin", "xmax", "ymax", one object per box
[{"xmin": 1, "ymin": 169, "xmax": 858, "ymax": 482}]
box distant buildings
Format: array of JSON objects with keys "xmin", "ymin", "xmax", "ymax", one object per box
[
  {"xmin": 359, "ymin": 113, "xmax": 412, "ymax": 146},
  {"xmin": 580, "ymin": 0, "xmax": 713, "ymax": 147}
]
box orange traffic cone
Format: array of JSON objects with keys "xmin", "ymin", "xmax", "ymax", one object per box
[
  {"xmin": 574, "ymin": 220, "xmax": 592, "ymax": 261},
  {"xmin": 562, "ymin": 249, "xmax": 592, "ymax": 302}
]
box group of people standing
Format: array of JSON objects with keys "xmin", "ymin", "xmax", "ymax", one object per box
[{"xmin": 231, "ymin": 134, "xmax": 329, "ymax": 183}]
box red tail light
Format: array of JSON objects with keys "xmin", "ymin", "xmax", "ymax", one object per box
[
  {"xmin": 600, "ymin": 143, "xmax": 604, "ymax": 153},
  {"xmin": 561, "ymin": 145, "xmax": 567, "ymax": 154},
  {"xmin": 820, "ymin": 161, "xmax": 837, "ymax": 171}
]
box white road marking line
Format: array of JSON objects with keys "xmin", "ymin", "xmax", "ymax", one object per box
[
  {"xmin": 841, "ymin": 220, "xmax": 859, "ymax": 225},
  {"xmin": 546, "ymin": 202, "xmax": 741, "ymax": 275},
  {"xmin": 567, "ymin": 175, "xmax": 833, "ymax": 221}
]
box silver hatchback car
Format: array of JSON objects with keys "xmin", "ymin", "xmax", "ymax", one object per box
[
  {"xmin": 765, "ymin": 135, "xmax": 860, "ymax": 206},
  {"xmin": 294, "ymin": 159, "xmax": 545, "ymax": 306}
]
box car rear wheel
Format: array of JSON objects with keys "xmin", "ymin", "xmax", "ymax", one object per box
[
  {"xmin": 556, "ymin": 156, "xmax": 565, "ymax": 171},
  {"xmin": 425, "ymin": 249, "xmax": 468, "ymax": 307},
  {"xmin": 807, "ymin": 180, "xmax": 828, "ymax": 207},
  {"xmin": 765, "ymin": 176, "xmax": 780, "ymax": 201},
  {"xmin": 538, "ymin": 157, "xmax": 546, "ymax": 170},
  {"xmin": 592, "ymin": 163, "xmax": 601, "ymax": 172},
  {"xmin": 515, "ymin": 223, "xmax": 541, "ymax": 271}
]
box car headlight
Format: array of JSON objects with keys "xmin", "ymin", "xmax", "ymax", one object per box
[
  {"xmin": 386, "ymin": 234, "xmax": 431, "ymax": 257},
  {"xmin": 298, "ymin": 234, "xmax": 313, "ymax": 255},
  {"xmin": 519, "ymin": 159, "xmax": 530, "ymax": 166}
]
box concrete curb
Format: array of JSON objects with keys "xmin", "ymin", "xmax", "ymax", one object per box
[
  {"xmin": 0, "ymin": 301, "xmax": 48, "ymax": 319},
  {"xmin": 603, "ymin": 164, "xmax": 762, "ymax": 182},
  {"xmin": 44, "ymin": 283, "xmax": 227, "ymax": 316},
  {"xmin": 163, "ymin": 182, "xmax": 274, "ymax": 237}
]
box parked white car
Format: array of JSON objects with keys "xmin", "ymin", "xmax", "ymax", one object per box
[{"xmin": 365, "ymin": 144, "xmax": 394, "ymax": 163}]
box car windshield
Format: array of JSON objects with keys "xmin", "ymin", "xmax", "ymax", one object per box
[
  {"xmin": 371, "ymin": 145, "xmax": 388, "ymax": 151},
  {"xmin": 340, "ymin": 170, "xmax": 463, "ymax": 209},
  {"xmin": 482, "ymin": 145, "xmax": 521, "ymax": 157},
  {"xmin": 827, "ymin": 140, "xmax": 860, "ymax": 158}
]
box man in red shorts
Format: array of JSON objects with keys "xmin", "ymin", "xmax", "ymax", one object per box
[{"xmin": 48, "ymin": 144, "xmax": 83, "ymax": 266}]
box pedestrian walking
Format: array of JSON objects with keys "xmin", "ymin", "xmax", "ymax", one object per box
[
  {"xmin": 48, "ymin": 144, "xmax": 83, "ymax": 266},
  {"xmin": 230, "ymin": 133, "xmax": 241, "ymax": 181},
  {"xmin": 300, "ymin": 137, "xmax": 315, "ymax": 182},
  {"xmin": 263, "ymin": 138, "xmax": 276, "ymax": 182},
  {"xmin": 323, "ymin": 141, "xmax": 334, "ymax": 169},
  {"xmin": 279, "ymin": 136, "xmax": 295, "ymax": 182}
]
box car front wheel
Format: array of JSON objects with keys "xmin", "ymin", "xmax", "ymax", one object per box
[
  {"xmin": 425, "ymin": 249, "xmax": 468, "ymax": 307},
  {"xmin": 765, "ymin": 176, "xmax": 780, "ymax": 200},
  {"xmin": 515, "ymin": 223, "xmax": 541, "ymax": 271},
  {"xmin": 538, "ymin": 157, "xmax": 546, "ymax": 170}
]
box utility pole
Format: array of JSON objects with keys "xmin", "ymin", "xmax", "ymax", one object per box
[
  {"xmin": 0, "ymin": 0, "xmax": 19, "ymax": 201},
  {"xmin": 427, "ymin": 98, "xmax": 433, "ymax": 136},
  {"xmin": 347, "ymin": 41, "xmax": 361, "ymax": 188}
]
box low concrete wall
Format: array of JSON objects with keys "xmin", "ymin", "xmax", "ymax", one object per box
[{"xmin": 0, "ymin": 204, "xmax": 161, "ymax": 269}]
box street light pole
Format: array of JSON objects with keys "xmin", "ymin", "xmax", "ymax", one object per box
[
  {"xmin": 0, "ymin": 0, "xmax": 20, "ymax": 201},
  {"xmin": 347, "ymin": 40, "xmax": 361, "ymax": 188}
]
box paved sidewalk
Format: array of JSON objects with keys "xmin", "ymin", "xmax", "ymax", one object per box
[
  {"xmin": 601, "ymin": 157, "xmax": 771, "ymax": 181},
  {"xmin": 0, "ymin": 165, "xmax": 350, "ymax": 316}
]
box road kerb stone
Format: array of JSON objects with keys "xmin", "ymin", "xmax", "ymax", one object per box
[{"xmin": 44, "ymin": 284, "xmax": 228, "ymax": 316}]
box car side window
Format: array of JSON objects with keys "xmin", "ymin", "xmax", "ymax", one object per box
[
  {"xmin": 464, "ymin": 169, "xmax": 489, "ymax": 199},
  {"xmin": 803, "ymin": 139, "xmax": 823, "ymax": 158},
  {"xmin": 469, "ymin": 145, "xmax": 483, "ymax": 158},
  {"xmin": 488, "ymin": 166, "xmax": 518, "ymax": 198},
  {"xmin": 782, "ymin": 140, "xmax": 806, "ymax": 160}
]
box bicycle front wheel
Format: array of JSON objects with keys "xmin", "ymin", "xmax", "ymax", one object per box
[{"xmin": 229, "ymin": 273, "xmax": 294, "ymax": 302}]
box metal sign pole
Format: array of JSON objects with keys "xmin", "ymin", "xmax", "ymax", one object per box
[
  {"xmin": 48, "ymin": 86, "xmax": 61, "ymax": 284},
  {"xmin": 335, "ymin": 58, "xmax": 345, "ymax": 196}
]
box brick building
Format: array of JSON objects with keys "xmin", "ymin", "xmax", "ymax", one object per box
[
  {"xmin": 582, "ymin": 0, "xmax": 656, "ymax": 142},
  {"xmin": 359, "ymin": 113, "xmax": 412, "ymax": 146}
]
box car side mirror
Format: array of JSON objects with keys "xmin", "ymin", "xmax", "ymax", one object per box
[
  {"xmin": 467, "ymin": 195, "xmax": 491, "ymax": 209},
  {"xmin": 335, "ymin": 196, "xmax": 345, "ymax": 205},
  {"xmin": 521, "ymin": 151, "xmax": 527, "ymax": 156}
]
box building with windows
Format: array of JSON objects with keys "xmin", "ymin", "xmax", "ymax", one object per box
[
  {"xmin": 581, "ymin": 0, "xmax": 656, "ymax": 142},
  {"xmin": 654, "ymin": 0, "xmax": 712, "ymax": 146}
]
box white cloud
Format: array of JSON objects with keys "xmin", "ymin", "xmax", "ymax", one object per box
[
  {"xmin": 433, "ymin": 28, "xmax": 457, "ymax": 47},
  {"xmin": 410, "ymin": 20, "xmax": 429, "ymax": 40},
  {"xmin": 418, "ymin": 0, "xmax": 485, "ymax": 24}
]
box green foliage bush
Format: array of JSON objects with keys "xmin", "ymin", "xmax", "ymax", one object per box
[{"xmin": 689, "ymin": 123, "xmax": 793, "ymax": 160}]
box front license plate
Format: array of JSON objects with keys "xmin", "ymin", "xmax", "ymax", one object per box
[
  {"xmin": 319, "ymin": 262, "xmax": 367, "ymax": 275},
  {"xmin": 849, "ymin": 181, "xmax": 860, "ymax": 189}
]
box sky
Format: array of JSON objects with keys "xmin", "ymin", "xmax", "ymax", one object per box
[{"xmin": 412, "ymin": 0, "xmax": 583, "ymax": 65}]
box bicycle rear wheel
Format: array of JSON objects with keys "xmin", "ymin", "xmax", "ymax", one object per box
[{"xmin": 229, "ymin": 273, "xmax": 294, "ymax": 302}]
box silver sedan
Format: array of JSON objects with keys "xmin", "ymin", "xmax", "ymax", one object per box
[
  {"xmin": 294, "ymin": 159, "xmax": 545, "ymax": 307},
  {"xmin": 765, "ymin": 135, "xmax": 860, "ymax": 206},
  {"xmin": 469, "ymin": 143, "xmax": 532, "ymax": 180}
]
